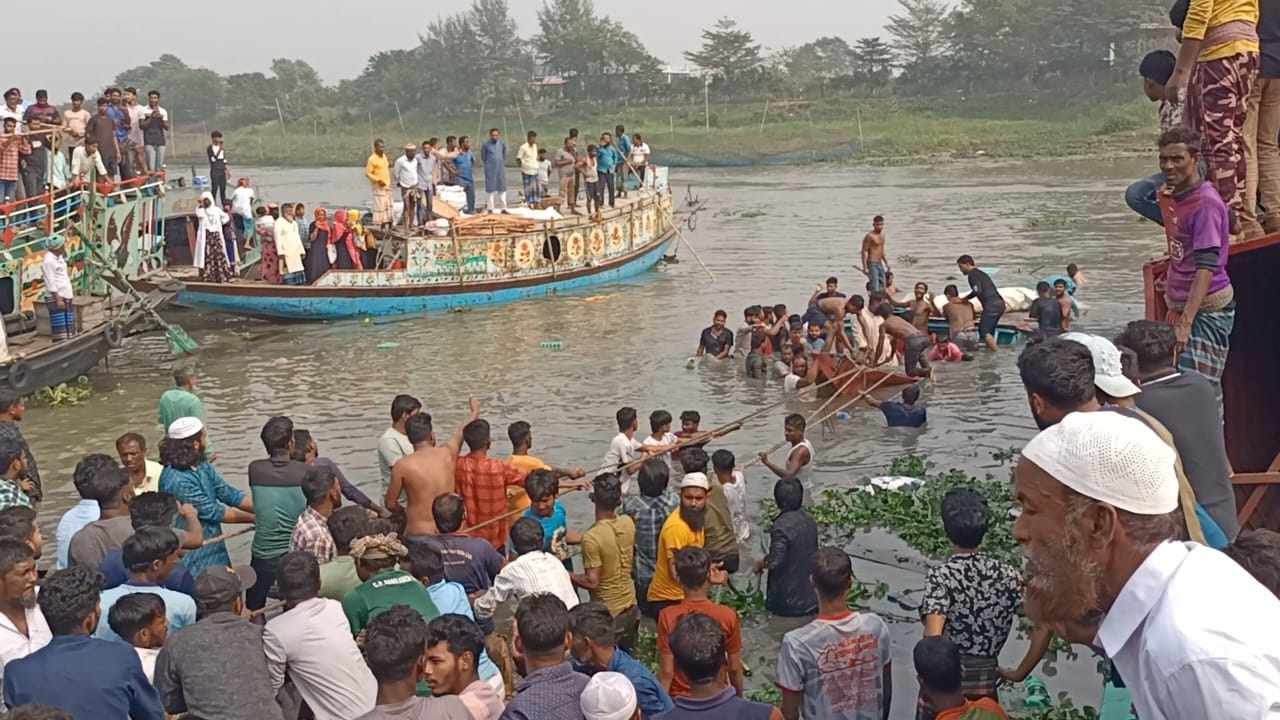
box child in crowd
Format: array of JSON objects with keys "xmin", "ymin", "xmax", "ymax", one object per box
[
  {"xmin": 536, "ymin": 148, "xmax": 551, "ymax": 202},
  {"xmin": 523, "ymin": 469, "xmax": 580, "ymax": 571},
  {"xmin": 581, "ymin": 145, "xmax": 600, "ymax": 216},
  {"xmin": 915, "ymin": 637, "xmax": 1009, "ymax": 719},
  {"xmin": 107, "ymin": 592, "xmax": 169, "ymax": 682},
  {"xmin": 787, "ymin": 321, "xmax": 806, "ymax": 358},
  {"xmin": 928, "ymin": 333, "xmax": 970, "ymax": 363},
  {"xmin": 643, "ymin": 410, "xmax": 680, "ymax": 476},
  {"xmin": 711, "ymin": 450, "xmax": 749, "ymax": 544},
  {"xmin": 804, "ymin": 323, "xmax": 827, "ymax": 355}
]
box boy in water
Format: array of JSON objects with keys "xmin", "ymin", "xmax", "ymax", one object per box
[
  {"xmin": 804, "ymin": 323, "xmax": 826, "ymax": 355},
  {"xmin": 1024, "ymin": 281, "xmax": 1065, "ymax": 336}
]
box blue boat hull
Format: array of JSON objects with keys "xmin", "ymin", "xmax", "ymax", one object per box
[{"xmin": 171, "ymin": 233, "xmax": 678, "ymax": 320}]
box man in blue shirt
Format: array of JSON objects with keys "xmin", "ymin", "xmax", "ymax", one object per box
[
  {"xmin": 454, "ymin": 136, "xmax": 476, "ymax": 214},
  {"xmin": 614, "ymin": 125, "xmax": 632, "ymax": 199},
  {"xmin": 96, "ymin": 527, "xmax": 197, "ymax": 642},
  {"xmin": 596, "ymin": 133, "xmax": 623, "ymax": 209},
  {"xmin": 866, "ymin": 383, "xmax": 927, "ymax": 428},
  {"xmin": 570, "ymin": 601, "xmax": 673, "ymax": 718},
  {"xmin": 4, "ymin": 565, "xmax": 164, "ymax": 719},
  {"xmin": 55, "ymin": 454, "xmax": 115, "ymax": 569}
]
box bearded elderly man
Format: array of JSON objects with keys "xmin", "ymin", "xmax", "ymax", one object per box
[{"xmin": 1014, "ymin": 411, "xmax": 1280, "ymax": 719}]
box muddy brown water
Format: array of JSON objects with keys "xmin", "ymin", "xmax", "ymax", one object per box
[{"xmin": 24, "ymin": 157, "xmax": 1162, "ymax": 714}]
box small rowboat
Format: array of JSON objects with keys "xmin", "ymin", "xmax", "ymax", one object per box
[{"xmin": 811, "ymin": 354, "xmax": 918, "ymax": 403}]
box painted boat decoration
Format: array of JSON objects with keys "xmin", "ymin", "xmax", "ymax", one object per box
[{"xmin": 144, "ymin": 184, "xmax": 683, "ymax": 321}]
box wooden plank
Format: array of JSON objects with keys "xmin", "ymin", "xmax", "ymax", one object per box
[
  {"xmin": 1232, "ymin": 473, "xmax": 1280, "ymax": 486},
  {"xmin": 1238, "ymin": 486, "xmax": 1269, "ymax": 527}
]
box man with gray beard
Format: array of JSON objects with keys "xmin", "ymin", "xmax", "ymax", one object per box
[
  {"xmin": 0, "ymin": 538, "xmax": 49, "ymax": 690},
  {"xmin": 1014, "ymin": 411, "xmax": 1280, "ymax": 719}
]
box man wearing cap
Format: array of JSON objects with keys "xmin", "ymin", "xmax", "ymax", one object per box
[
  {"xmin": 342, "ymin": 533, "xmax": 440, "ymax": 634},
  {"xmin": 40, "ymin": 235, "xmax": 75, "ymax": 342},
  {"xmin": 154, "ymin": 564, "xmax": 285, "ymax": 720},
  {"xmin": 1015, "ymin": 411, "xmax": 1280, "ymax": 719},
  {"xmin": 581, "ymin": 671, "xmax": 640, "ymax": 720},
  {"xmin": 644, "ymin": 473, "xmax": 709, "ymax": 616}
]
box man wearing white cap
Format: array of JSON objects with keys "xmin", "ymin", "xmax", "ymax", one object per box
[
  {"xmin": 158, "ymin": 417, "xmax": 255, "ymax": 576},
  {"xmin": 1058, "ymin": 333, "xmax": 1141, "ymax": 406},
  {"xmin": 581, "ymin": 671, "xmax": 639, "ymax": 720},
  {"xmin": 1015, "ymin": 412, "xmax": 1280, "ymax": 719},
  {"xmin": 644, "ymin": 473, "xmax": 710, "ymax": 616}
]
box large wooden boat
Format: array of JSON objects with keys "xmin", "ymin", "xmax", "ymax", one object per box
[
  {"xmin": 1143, "ymin": 224, "xmax": 1280, "ymax": 532},
  {"xmin": 143, "ymin": 181, "xmax": 683, "ymax": 321}
]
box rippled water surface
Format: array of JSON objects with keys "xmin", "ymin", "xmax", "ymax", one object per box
[{"xmin": 25, "ymin": 157, "xmax": 1164, "ymax": 712}]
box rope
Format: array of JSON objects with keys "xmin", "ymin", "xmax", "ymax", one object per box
[{"xmin": 200, "ymin": 525, "xmax": 254, "ymax": 547}]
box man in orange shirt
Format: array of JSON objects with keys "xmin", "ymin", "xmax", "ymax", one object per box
[
  {"xmin": 914, "ymin": 637, "xmax": 1008, "ymax": 720},
  {"xmin": 505, "ymin": 420, "xmax": 586, "ymax": 515},
  {"xmin": 655, "ymin": 546, "xmax": 743, "ymax": 699},
  {"xmin": 455, "ymin": 419, "xmax": 524, "ymax": 553}
]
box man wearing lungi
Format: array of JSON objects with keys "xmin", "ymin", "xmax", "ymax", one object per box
[
  {"xmin": 40, "ymin": 235, "xmax": 75, "ymax": 341},
  {"xmin": 365, "ymin": 138, "xmax": 392, "ymax": 233}
]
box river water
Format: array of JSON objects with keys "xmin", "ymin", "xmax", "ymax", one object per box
[{"xmin": 25, "ymin": 157, "xmax": 1163, "ymax": 713}]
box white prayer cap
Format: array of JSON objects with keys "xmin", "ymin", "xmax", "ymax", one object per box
[
  {"xmin": 167, "ymin": 416, "xmax": 204, "ymax": 440},
  {"xmin": 1022, "ymin": 411, "xmax": 1177, "ymax": 515},
  {"xmin": 679, "ymin": 472, "xmax": 710, "ymax": 490},
  {"xmin": 581, "ymin": 672, "xmax": 637, "ymax": 720},
  {"xmin": 1060, "ymin": 332, "xmax": 1141, "ymax": 399}
]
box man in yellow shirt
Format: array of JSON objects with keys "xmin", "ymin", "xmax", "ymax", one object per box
[
  {"xmin": 645, "ymin": 472, "xmax": 709, "ymax": 617},
  {"xmin": 572, "ymin": 474, "xmax": 640, "ymax": 650},
  {"xmin": 505, "ymin": 420, "xmax": 586, "ymax": 513},
  {"xmin": 364, "ymin": 138, "xmax": 392, "ymax": 231},
  {"xmin": 1168, "ymin": 0, "xmax": 1260, "ymax": 231}
]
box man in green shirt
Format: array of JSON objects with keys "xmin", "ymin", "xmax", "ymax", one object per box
[
  {"xmin": 681, "ymin": 448, "xmax": 739, "ymax": 573},
  {"xmin": 572, "ymin": 474, "xmax": 639, "ymax": 651},
  {"xmin": 158, "ymin": 366, "xmax": 207, "ymax": 448},
  {"xmin": 342, "ymin": 532, "xmax": 439, "ymax": 634},
  {"xmin": 319, "ymin": 506, "xmax": 369, "ymax": 602},
  {"xmin": 246, "ymin": 416, "xmax": 308, "ymax": 610}
]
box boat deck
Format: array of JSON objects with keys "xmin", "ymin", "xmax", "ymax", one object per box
[{"xmin": 6, "ymin": 296, "xmax": 130, "ymax": 360}]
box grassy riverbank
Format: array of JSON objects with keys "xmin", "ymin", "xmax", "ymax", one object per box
[{"xmin": 162, "ymin": 93, "xmax": 1158, "ymax": 169}]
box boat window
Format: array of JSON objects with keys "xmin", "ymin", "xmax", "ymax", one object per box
[
  {"xmin": 542, "ymin": 235, "xmax": 562, "ymax": 263},
  {"xmin": 0, "ymin": 277, "xmax": 13, "ymax": 317}
]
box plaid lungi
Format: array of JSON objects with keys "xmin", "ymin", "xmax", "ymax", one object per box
[
  {"xmin": 1178, "ymin": 302, "xmax": 1235, "ymax": 386},
  {"xmin": 46, "ymin": 298, "xmax": 75, "ymax": 340},
  {"xmin": 371, "ymin": 186, "xmax": 393, "ymax": 224},
  {"xmin": 916, "ymin": 654, "xmax": 1000, "ymax": 720}
]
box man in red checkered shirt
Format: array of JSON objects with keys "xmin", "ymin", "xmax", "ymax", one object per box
[
  {"xmin": 456, "ymin": 418, "xmax": 525, "ymax": 552},
  {"xmin": 0, "ymin": 117, "xmax": 31, "ymax": 203}
]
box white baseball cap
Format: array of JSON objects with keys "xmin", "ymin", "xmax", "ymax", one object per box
[
  {"xmin": 167, "ymin": 416, "xmax": 204, "ymax": 440},
  {"xmin": 1022, "ymin": 411, "xmax": 1177, "ymax": 515},
  {"xmin": 679, "ymin": 472, "xmax": 710, "ymax": 490},
  {"xmin": 1060, "ymin": 332, "xmax": 1141, "ymax": 400},
  {"xmin": 581, "ymin": 672, "xmax": 637, "ymax": 720}
]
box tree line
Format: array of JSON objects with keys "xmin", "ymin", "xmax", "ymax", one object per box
[{"xmin": 109, "ymin": 0, "xmax": 1166, "ymax": 130}]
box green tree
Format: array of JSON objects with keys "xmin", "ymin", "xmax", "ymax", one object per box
[
  {"xmin": 114, "ymin": 55, "xmax": 225, "ymax": 123},
  {"xmin": 534, "ymin": 0, "xmax": 664, "ymax": 101},
  {"xmin": 683, "ymin": 17, "xmax": 763, "ymax": 92},
  {"xmin": 784, "ymin": 37, "xmax": 859, "ymax": 98},
  {"xmin": 468, "ymin": 0, "xmax": 535, "ymax": 103},
  {"xmin": 886, "ymin": 0, "xmax": 951, "ymax": 68},
  {"xmin": 853, "ymin": 37, "xmax": 895, "ymax": 90}
]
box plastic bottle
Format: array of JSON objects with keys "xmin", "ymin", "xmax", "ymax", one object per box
[
  {"xmin": 835, "ymin": 411, "xmax": 851, "ymax": 421},
  {"xmin": 1023, "ymin": 676, "xmax": 1051, "ymax": 709},
  {"xmin": 539, "ymin": 340, "xmax": 564, "ymax": 351}
]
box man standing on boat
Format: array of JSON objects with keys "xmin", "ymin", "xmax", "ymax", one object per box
[
  {"xmin": 454, "ymin": 136, "xmax": 476, "ymax": 214},
  {"xmin": 365, "ymin": 138, "xmax": 392, "ymax": 233},
  {"xmin": 517, "ymin": 131, "xmax": 541, "ymax": 206},
  {"xmin": 1157, "ymin": 127, "xmax": 1236, "ymax": 414},
  {"xmin": 393, "ymin": 144, "xmax": 420, "ymax": 233},
  {"xmin": 957, "ymin": 255, "xmax": 1004, "ymax": 352},
  {"xmin": 860, "ymin": 215, "xmax": 889, "ymax": 292},
  {"xmin": 40, "ymin": 236, "xmax": 75, "ymax": 342},
  {"xmin": 482, "ymin": 128, "xmax": 508, "ymax": 213}
]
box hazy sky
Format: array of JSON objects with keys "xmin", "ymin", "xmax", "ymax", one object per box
[{"xmin": 13, "ymin": 0, "xmax": 900, "ymax": 100}]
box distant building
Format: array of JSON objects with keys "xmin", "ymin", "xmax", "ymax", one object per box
[{"xmin": 1117, "ymin": 23, "xmax": 1176, "ymax": 63}]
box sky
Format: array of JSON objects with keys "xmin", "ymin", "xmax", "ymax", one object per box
[{"xmin": 11, "ymin": 0, "xmax": 901, "ymax": 101}]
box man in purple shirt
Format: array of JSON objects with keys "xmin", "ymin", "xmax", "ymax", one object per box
[{"xmin": 1158, "ymin": 126, "xmax": 1235, "ymax": 412}]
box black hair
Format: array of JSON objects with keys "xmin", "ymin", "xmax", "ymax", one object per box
[
  {"xmin": 944, "ymin": 284, "xmax": 959, "ymax": 297},
  {"xmin": 914, "ymin": 636, "xmax": 963, "ymax": 694},
  {"xmin": 515, "ymin": 593, "xmax": 570, "ymax": 656},
  {"xmin": 38, "ymin": 566, "xmax": 105, "ymax": 635},
  {"xmin": 637, "ymin": 459, "xmax": 670, "ymax": 497},
  {"xmin": 0, "ymin": 537, "xmax": 33, "ymax": 575},
  {"xmin": 406, "ymin": 414, "xmax": 434, "ymax": 445},
  {"xmin": 426, "ymin": 613, "xmax": 486, "ymax": 668},
  {"xmin": 407, "ymin": 541, "xmax": 445, "ymax": 584},
  {"xmin": 71, "ymin": 91, "xmax": 84, "ymax": 102},
  {"xmin": 158, "ymin": 435, "xmax": 202, "ymax": 470},
  {"xmin": 784, "ymin": 413, "xmax": 806, "ymax": 433},
  {"xmin": 115, "ymin": 432, "xmax": 147, "ymax": 452},
  {"xmin": 957, "ymin": 254, "xmax": 975, "ymax": 266},
  {"xmin": 1036, "ymin": 281, "xmax": 1051, "ymax": 293},
  {"xmin": 569, "ymin": 601, "xmax": 615, "ymax": 646},
  {"xmin": 1170, "ymin": 0, "xmax": 1188, "ymax": 29},
  {"xmin": 903, "ymin": 384, "xmax": 922, "ymax": 405},
  {"xmin": 525, "ymin": 469, "xmax": 558, "ymax": 503},
  {"xmin": 80, "ymin": 465, "xmax": 130, "ymax": 504},
  {"xmin": 1158, "ymin": 126, "xmax": 1201, "ymax": 154},
  {"xmin": 508, "ymin": 420, "xmax": 532, "ymax": 448},
  {"xmin": 390, "ymin": 394, "xmax": 422, "ymax": 424},
  {"xmin": 462, "ymin": 419, "xmax": 490, "ymax": 452},
  {"xmin": 300, "ymin": 466, "xmax": 337, "ymax": 507},
  {"xmin": 774, "ymin": 478, "xmax": 803, "ymax": 513},
  {"xmin": 811, "ymin": 546, "xmax": 852, "ymax": 600},
  {"xmin": 941, "ymin": 488, "xmax": 989, "ymax": 550},
  {"xmin": 290, "ymin": 430, "xmax": 313, "ymax": 462},
  {"xmin": 0, "ymin": 507, "xmax": 36, "ymax": 544},
  {"xmin": 674, "ymin": 546, "xmax": 710, "ymax": 589},
  {"xmin": 432, "ymin": 494, "xmax": 465, "ymax": 533},
  {"xmin": 327, "ymin": 506, "xmax": 370, "ymax": 554},
  {"xmin": 649, "ymin": 410, "xmax": 672, "ymax": 433},
  {"xmin": 680, "ymin": 447, "xmax": 708, "ymax": 474},
  {"xmin": 591, "ymin": 474, "xmax": 623, "ymax": 511},
  {"xmin": 260, "ymin": 416, "xmax": 294, "ymax": 454},
  {"xmin": 670, "ymin": 613, "xmax": 725, "ymax": 685},
  {"xmin": 211, "ymin": 130, "xmax": 222, "ymax": 138},
  {"xmin": 848, "ymin": 294, "xmax": 866, "ymax": 310},
  {"xmin": 616, "ymin": 407, "xmax": 637, "ymax": 432},
  {"xmin": 276, "ymin": 550, "xmax": 321, "ymax": 601},
  {"xmin": 72, "ymin": 454, "xmax": 118, "ymax": 500},
  {"xmin": 107, "ymin": 592, "xmax": 165, "ymax": 644},
  {"xmin": 123, "ymin": 526, "xmax": 179, "ymax": 572},
  {"xmin": 510, "ymin": 517, "xmax": 545, "ymax": 555},
  {"xmin": 1223, "ymin": 529, "xmax": 1280, "ymax": 599},
  {"xmin": 0, "ymin": 436, "xmax": 23, "ymax": 473},
  {"xmin": 364, "ymin": 604, "xmax": 428, "ymax": 681},
  {"xmin": 1116, "ymin": 320, "xmax": 1177, "ymax": 374},
  {"xmin": 711, "ymin": 449, "xmax": 734, "ymax": 473},
  {"xmin": 148, "ymin": 90, "xmax": 160, "ymax": 98},
  {"xmin": 1017, "ymin": 337, "xmax": 1096, "ymax": 409}
]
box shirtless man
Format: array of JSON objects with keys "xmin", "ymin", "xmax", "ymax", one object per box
[
  {"xmin": 1053, "ymin": 279, "xmax": 1073, "ymax": 332},
  {"xmin": 941, "ymin": 284, "xmax": 980, "ymax": 351},
  {"xmin": 895, "ymin": 282, "xmax": 935, "ymax": 334},
  {"xmin": 873, "ymin": 304, "xmax": 932, "ymax": 378},
  {"xmin": 387, "ymin": 398, "xmax": 482, "ymax": 538},
  {"xmin": 813, "ymin": 285, "xmax": 871, "ymax": 359},
  {"xmin": 860, "ymin": 215, "xmax": 889, "ymax": 292}
]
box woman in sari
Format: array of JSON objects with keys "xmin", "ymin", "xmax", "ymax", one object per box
[
  {"xmin": 349, "ymin": 209, "xmax": 377, "ymax": 269},
  {"xmin": 256, "ymin": 205, "xmax": 281, "ymax": 283},
  {"xmin": 194, "ymin": 192, "xmax": 234, "ymax": 283},
  {"xmin": 332, "ymin": 211, "xmax": 362, "ymax": 270},
  {"xmin": 304, "ymin": 207, "xmax": 333, "ymax": 283},
  {"xmin": 220, "ymin": 199, "xmax": 241, "ymax": 273}
]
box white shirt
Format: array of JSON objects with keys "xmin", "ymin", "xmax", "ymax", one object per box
[
  {"xmin": 0, "ymin": 600, "xmax": 52, "ymax": 691},
  {"xmin": 517, "ymin": 142, "xmax": 540, "ymax": 175},
  {"xmin": 70, "ymin": 146, "xmax": 107, "ymax": 181},
  {"xmin": 196, "ymin": 204, "xmax": 228, "ymax": 234},
  {"xmin": 377, "ymin": 427, "xmax": 414, "ymax": 490},
  {"xmin": 393, "ymin": 155, "xmax": 418, "ymax": 188},
  {"xmin": 784, "ymin": 374, "xmax": 816, "ymax": 401},
  {"xmin": 721, "ymin": 471, "xmax": 749, "ymax": 542},
  {"xmin": 474, "ymin": 550, "xmax": 579, "ymax": 620},
  {"xmin": 274, "ymin": 217, "xmax": 304, "ymax": 274},
  {"xmin": 642, "ymin": 432, "xmax": 679, "ymax": 479},
  {"xmin": 537, "ymin": 159, "xmax": 551, "ymax": 184},
  {"xmin": 263, "ymin": 597, "xmax": 377, "ymax": 720},
  {"xmin": 231, "ymin": 186, "xmax": 255, "ymax": 217},
  {"xmin": 136, "ymin": 647, "xmax": 160, "ymax": 683},
  {"xmin": 126, "ymin": 104, "xmax": 146, "ymax": 144},
  {"xmin": 788, "ymin": 439, "xmax": 815, "ymax": 488},
  {"xmin": 601, "ymin": 432, "xmax": 644, "ymax": 493},
  {"xmin": 631, "ymin": 143, "xmax": 650, "ymax": 165},
  {"xmin": 40, "ymin": 251, "xmax": 73, "ymax": 300},
  {"xmin": 1097, "ymin": 541, "xmax": 1280, "ymax": 720}
]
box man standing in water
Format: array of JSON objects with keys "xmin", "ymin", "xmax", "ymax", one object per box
[
  {"xmin": 958, "ymin": 255, "xmax": 1004, "ymax": 351},
  {"xmin": 872, "ymin": 303, "xmax": 933, "ymax": 378},
  {"xmin": 1157, "ymin": 127, "xmax": 1236, "ymax": 409},
  {"xmin": 860, "ymin": 215, "xmax": 889, "ymax": 292},
  {"xmin": 758, "ymin": 414, "xmax": 813, "ymax": 493},
  {"xmin": 377, "ymin": 394, "xmax": 420, "ymax": 494},
  {"xmin": 387, "ymin": 400, "xmax": 481, "ymax": 540},
  {"xmin": 895, "ymin": 282, "xmax": 934, "ymax": 334}
]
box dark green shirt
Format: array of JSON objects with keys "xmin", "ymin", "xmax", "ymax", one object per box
[
  {"xmin": 247, "ymin": 455, "xmax": 308, "ymax": 560},
  {"xmin": 342, "ymin": 569, "xmax": 440, "ymax": 634},
  {"xmin": 704, "ymin": 483, "xmax": 737, "ymax": 557}
]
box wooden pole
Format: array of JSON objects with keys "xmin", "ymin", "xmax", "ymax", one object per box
[
  {"xmin": 368, "ymin": 110, "xmax": 374, "ymax": 141},
  {"xmin": 703, "ymin": 81, "xmax": 710, "ymax": 133},
  {"xmin": 274, "ymin": 99, "xmax": 286, "ymax": 138},
  {"xmin": 394, "ymin": 101, "xmax": 405, "ymax": 132},
  {"xmin": 515, "ymin": 94, "xmax": 526, "ymax": 137},
  {"xmin": 759, "ymin": 99, "xmax": 769, "ymax": 134},
  {"xmin": 856, "ymin": 108, "xmax": 865, "ymax": 154},
  {"xmin": 669, "ymin": 115, "xmax": 674, "ymax": 137}
]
